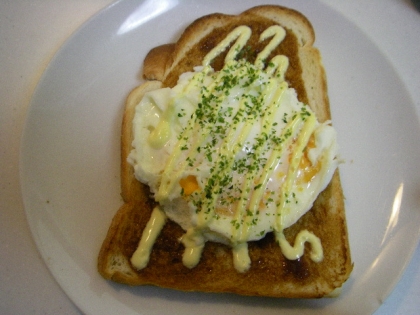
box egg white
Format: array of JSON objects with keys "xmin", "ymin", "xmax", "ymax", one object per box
[{"xmin": 128, "ymin": 60, "xmax": 339, "ymax": 246}]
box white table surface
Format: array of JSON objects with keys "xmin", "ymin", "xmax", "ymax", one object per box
[{"xmin": 1, "ymin": 1, "xmax": 419, "ymax": 314}]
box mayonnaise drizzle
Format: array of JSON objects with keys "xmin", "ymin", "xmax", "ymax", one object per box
[
  {"xmin": 156, "ymin": 63, "xmax": 244, "ymax": 202},
  {"xmin": 255, "ymin": 25, "xmax": 286, "ymax": 69},
  {"xmin": 233, "ymin": 81, "xmax": 288, "ymax": 243},
  {"xmin": 276, "ymin": 115, "xmax": 317, "ymax": 231},
  {"xmin": 232, "ymin": 242, "xmax": 251, "ymax": 272},
  {"xmin": 180, "ymin": 228, "xmax": 206, "ymax": 268},
  {"xmin": 131, "ymin": 25, "xmax": 326, "ymax": 272},
  {"xmin": 148, "ymin": 103, "xmax": 176, "ymax": 149},
  {"xmin": 266, "ymin": 55, "xmax": 289, "ymax": 81},
  {"xmin": 276, "ymin": 230, "xmax": 323, "ymax": 262},
  {"xmin": 131, "ymin": 206, "xmax": 167, "ymax": 270},
  {"xmin": 203, "ymin": 25, "xmax": 251, "ymax": 67}
]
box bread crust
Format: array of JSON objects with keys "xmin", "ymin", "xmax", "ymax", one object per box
[
  {"xmin": 98, "ymin": 5, "xmax": 352, "ymax": 298},
  {"xmin": 143, "ymin": 44, "xmax": 175, "ymax": 81}
]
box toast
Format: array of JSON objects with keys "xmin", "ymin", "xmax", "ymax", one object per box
[{"xmin": 98, "ymin": 5, "xmax": 352, "ymax": 298}]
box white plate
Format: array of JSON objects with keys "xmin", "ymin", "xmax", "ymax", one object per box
[{"xmin": 20, "ymin": 0, "xmax": 420, "ymax": 314}]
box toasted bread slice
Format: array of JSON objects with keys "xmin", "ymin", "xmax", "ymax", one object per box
[{"xmin": 98, "ymin": 5, "xmax": 352, "ymax": 298}]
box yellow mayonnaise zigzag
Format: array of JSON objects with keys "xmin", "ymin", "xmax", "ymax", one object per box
[{"xmin": 128, "ymin": 25, "xmax": 339, "ymax": 273}]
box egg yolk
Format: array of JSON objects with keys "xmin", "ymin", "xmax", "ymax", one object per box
[
  {"xmin": 179, "ymin": 175, "xmax": 199, "ymax": 196},
  {"xmin": 299, "ymin": 135, "xmax": 321, "ymax": 183}
]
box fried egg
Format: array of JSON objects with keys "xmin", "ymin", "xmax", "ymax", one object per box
[{"xmin": 128, "ymin": 59, "xmax": 339, "ymax": 252}]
